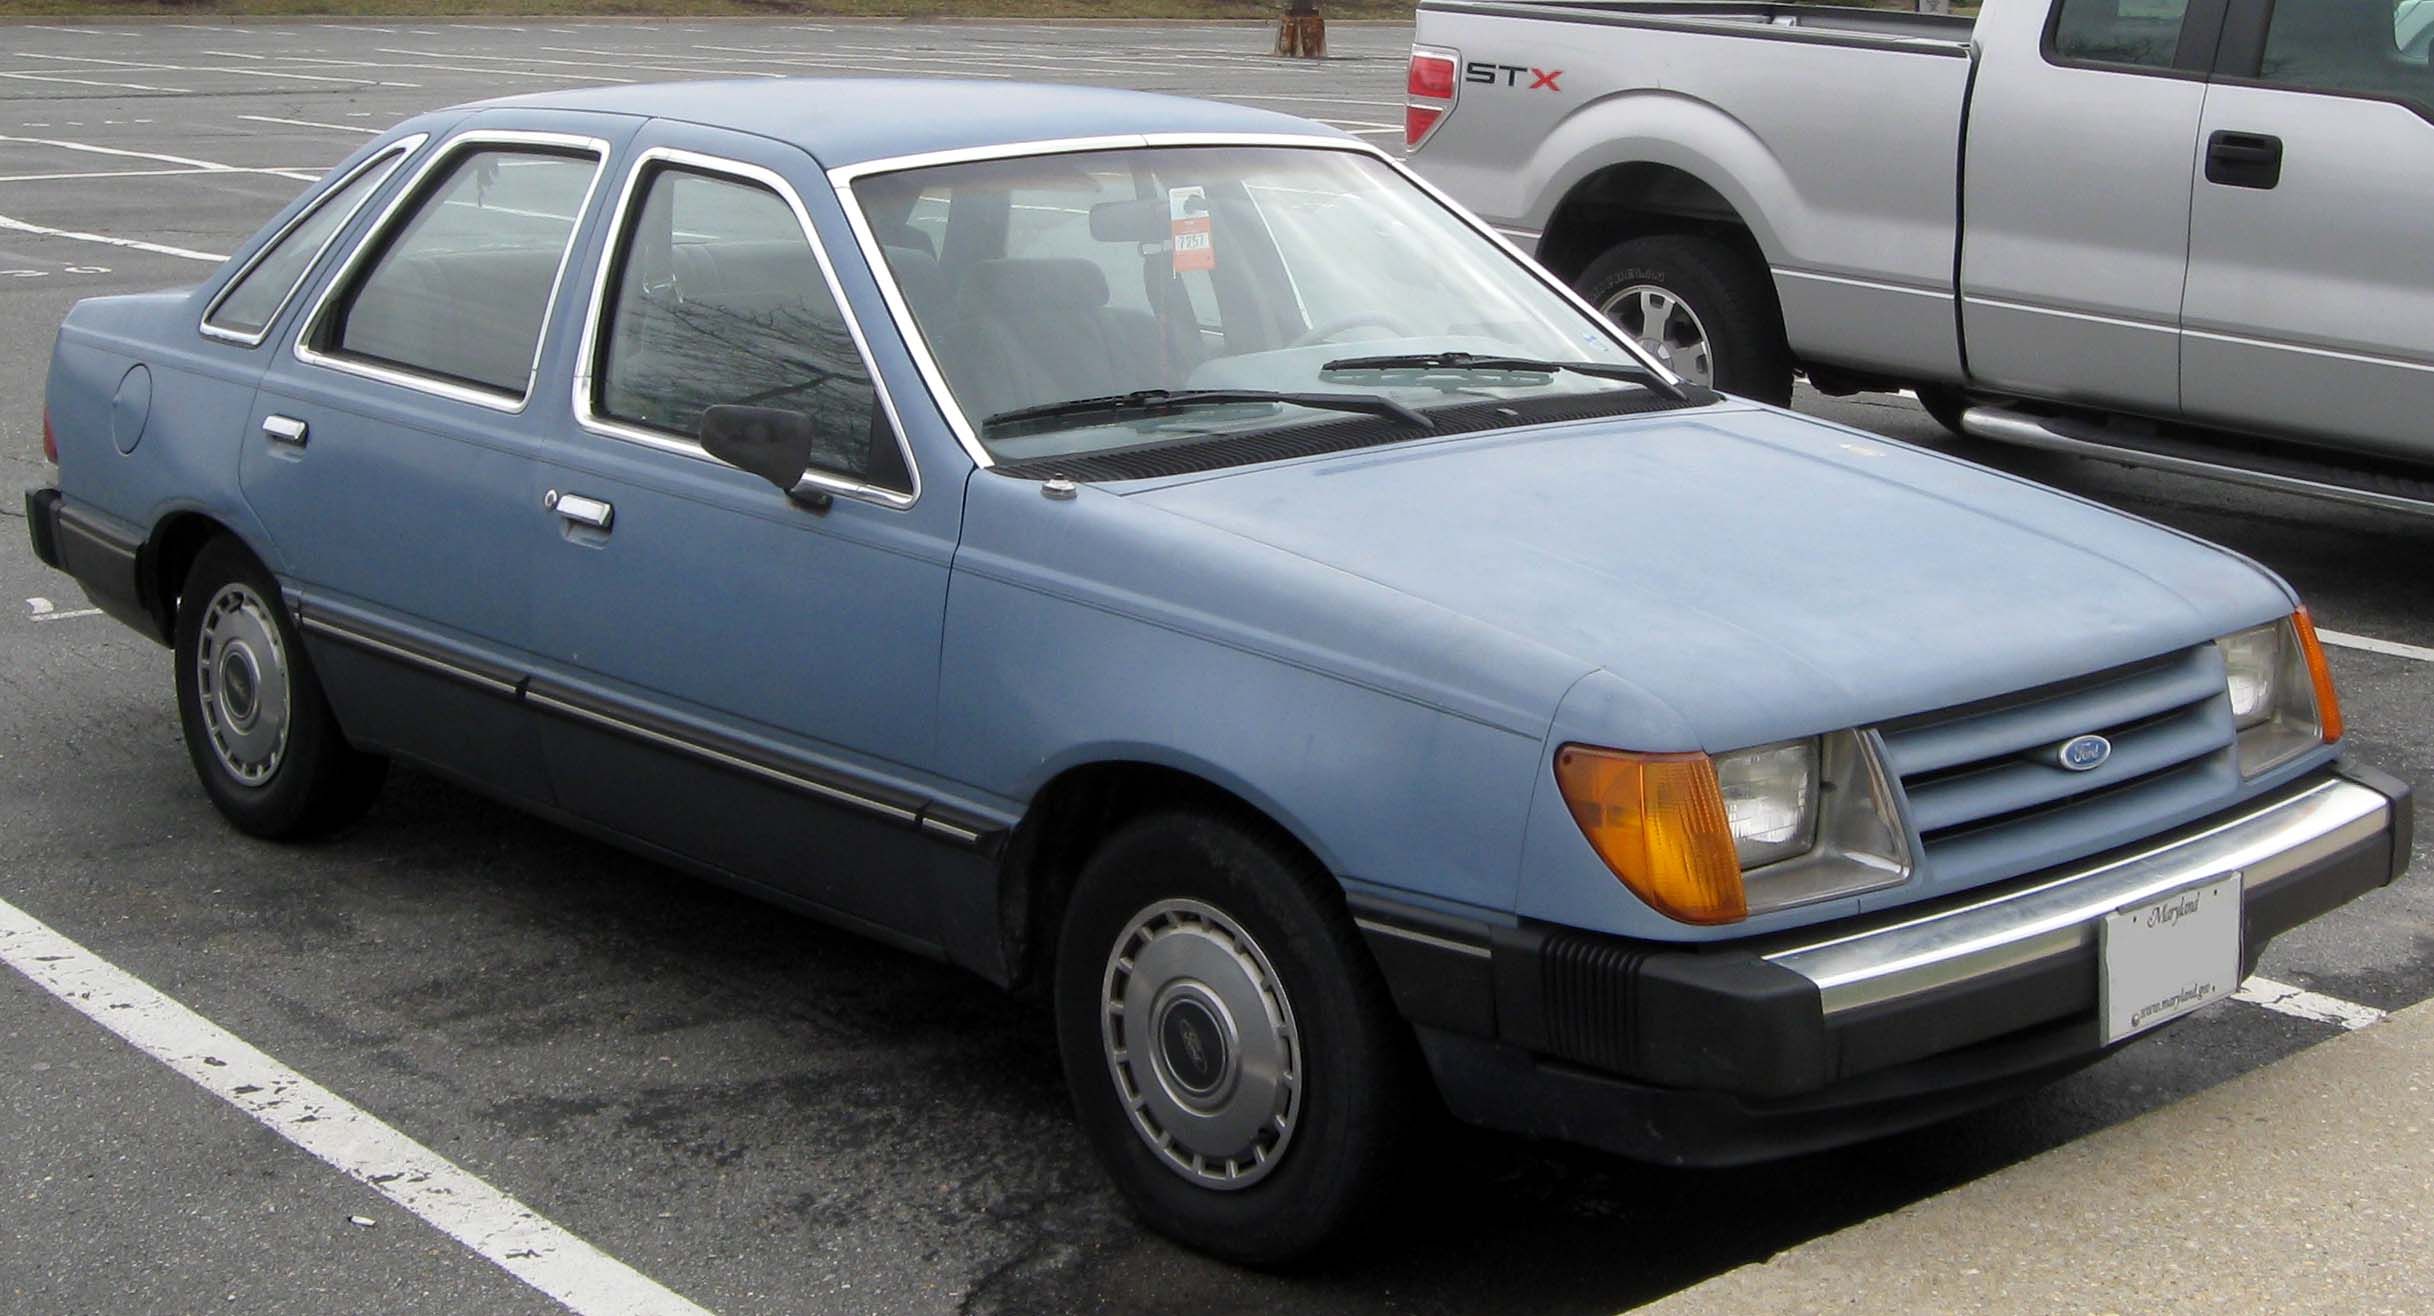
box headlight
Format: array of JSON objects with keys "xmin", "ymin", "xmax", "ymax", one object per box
[
  {"xmin": 2219, "ymin": 609, "xmax": 2343, "ymax": 777},
  {"xmin": 1554, "ymin": 731, "xmax": 1911, "ymax": 925},
  {"xmin": 1714, "ymin": 739, "xmax": 1817, "ymax": 868}
]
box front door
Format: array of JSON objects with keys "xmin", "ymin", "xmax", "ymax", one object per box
[
  {"xmin": 2180, "ymin": 0, "xmax": 2434, "ymax": 463},
  {"xmin": 525, "ymin": 127, "xmax": 963, "ymax": 942}
]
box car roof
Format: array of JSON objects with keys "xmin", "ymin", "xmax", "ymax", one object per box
[{"xmin": 470, "ymin": 78, "xmax": 1353, "ymax": 168}]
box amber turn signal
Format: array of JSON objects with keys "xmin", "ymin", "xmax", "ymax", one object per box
[
  {"xmin": 2291, "ymin": 605, "xmax": 2344, "ymax": 745},
  {"xmin": 1553, "ymin": 745, "xmax": 1747, "ymax": 925}
]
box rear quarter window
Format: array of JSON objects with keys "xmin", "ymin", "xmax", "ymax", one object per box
[{"xmin": 204, "ymin": 144, "xmax": 413, "ymax": 342}]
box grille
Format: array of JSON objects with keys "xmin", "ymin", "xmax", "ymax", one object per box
[{"xmin": 1876, "ymin": 644, "xmax": 2239, "ymax": 889}]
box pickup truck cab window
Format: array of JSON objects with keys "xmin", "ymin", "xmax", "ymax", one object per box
[
  {"xmin": 2256, "ymin": 0, "xmax": 2432, "ymax": 115},
  {"xmin": 851, "ymin": 143, "xmax": 1681, "ymax": 469},
  {"xmin": 2049, "ymin": 0, "xmax": 2192, "ymax": 70},
  {"xmin": 595, "ymin": 162, "xmax": 903, "ymax": 491},
  {"xmin": 202, "ymin": 138, "xmax": 419, "ymax": 345},
  {"xmin": 307, "ymin": 140, "xmax": 604, "ymax": 403}
]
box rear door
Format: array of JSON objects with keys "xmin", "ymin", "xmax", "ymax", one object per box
[
  {"xmin": 2178, "ymin": 0, "xmax": 2434, "ymax": 463},
  {"xmin": 244, "ymin": 114, "xmax": 627, "ymax": 804},
  {"xmin": 1959, "ymin": 0, "xmax": 2225, "ymax": 414},
  {"xmin": 525, "ymin": 122, "xmax": 964, "ymax": 943}
]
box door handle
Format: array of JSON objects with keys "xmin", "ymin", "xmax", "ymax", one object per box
[
  {"xmin": 545, "ymin": 489, "xmax": 614, "ymax": 531},
  {"xmin": 2205, "ymin": 131, "xmax": 2282, "ymax": 190},
  {"xmin": 262, "ymin": 414, "xmax": 308, "ymax": 448}
]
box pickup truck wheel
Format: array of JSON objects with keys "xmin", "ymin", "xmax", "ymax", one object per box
[
  {"xmin": 1577, "ymin": 234, "xmax": 1793, "ymax": 405},
  {"xmin": 173, "ymin": 537, "xmax": 385, "ymax": 839},
  {"xmin": 1054, "ymin": 810, "xmax": 1409, "ymax": 1265}
]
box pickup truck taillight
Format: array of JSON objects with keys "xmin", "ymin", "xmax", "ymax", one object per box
[
  {"xmin": 1407, "ymin": 46, "xmax": 1458, "ymax": 150},
  {"xmin": 41, "ymin": 407, "xmax": 56, "ymax": 464}
]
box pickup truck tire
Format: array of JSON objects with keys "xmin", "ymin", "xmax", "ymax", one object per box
[
  {"xmin": 1054, "ymin": 808, "xmax": 1410, "ymax": 1266},
  {"xmin": 173, "ymin": 536, "xmax": 386, "ymax": 840},
  {"xmin": 1914, "ymin": 385, "xmax": 1974, "ymax": 438},
  {"xmin": 1576, "ymin": 234, "xmax": 1793, "ymax": 405}
]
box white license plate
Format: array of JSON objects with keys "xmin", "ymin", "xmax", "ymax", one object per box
[{"xmin": 2099, "ymin": 873, "xmax": 2243, "ymax": 1044}]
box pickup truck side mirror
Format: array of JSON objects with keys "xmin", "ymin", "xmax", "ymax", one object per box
[{"xmin": 700, "ymin": 404, "xmax": 845, "ymax": 510}]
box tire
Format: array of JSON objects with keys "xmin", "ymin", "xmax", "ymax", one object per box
[
  {"xmin": 173, "ymin": 536, "xmax": 385, "ymax": 839},
  {"xmin": 1575, "ymin": 232, "xmax": 1794, "ymax": 405},
  {"xmin": 1914, "ymin": 385, "xmax": 1975, "ymax": 439},
  {"xmin": 1053, "ymin": 809, "xmax": 1412, "ymax": 1265}
]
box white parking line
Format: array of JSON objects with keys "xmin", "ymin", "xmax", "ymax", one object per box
[
  {"xmin": 0, "ymin": 893, "xmax": 718, "ymax": 1316},
  {"xmin": 0, "ymin": 213, "xmax": 223, "ymax": 262},
  {"xmin": 2235, "ymin": 975, "xmax": 2389, "ymax": 1030},
  {"xmin": 239, "ymin": 113, "xmax": 383, "ymax": 135},
  {"xmin": 2318, "ymin": 628, "xmax": 2434, "ymax": 665},
  {"xmin": 25, "ymin": 597, "xmax": 102, "ymax": 623},
  {"xmin": 0, "ymin": 132, "xmax": 318, "ymax": 182}
]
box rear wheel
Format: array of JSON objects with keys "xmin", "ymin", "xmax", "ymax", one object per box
[
  {"xmin": 173, "ymin": 536, "xmax": 385, "ymax": 839},
  {"xmin": 1053, "ymin": 809, "xmax": 1410, "ymax": 1265},
  {"xmin": 1575, "ymin": 232, "xmax": 1793, "ymax": 405}
]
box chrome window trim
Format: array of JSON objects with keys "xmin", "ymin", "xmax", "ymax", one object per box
[
  {"xmin": 570, "ymin": 145, "xmax": 921, "ymax": 510},
  {"xmin": 291, "ymin": 129, "xmax": 612, "ymax": 416},
  {"xmin": 200, "ymin": 133, "xmax": 429, "ymax": 348},
  {"xmin": 824, "ymin": 131, "xmax": 1677, "ymax": 472}
]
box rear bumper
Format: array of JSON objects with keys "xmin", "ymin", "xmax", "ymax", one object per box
[
  {"xmin": 24, "ymin": 487, "xmax": 160, "ymax": 639},
  {"xmin": 1357, "ymin": 763, "xmax": 2411, "ymax": 1166},
  {"xmin": 25, "ymin": 486, "xmax": 62, "ymax": 569}
]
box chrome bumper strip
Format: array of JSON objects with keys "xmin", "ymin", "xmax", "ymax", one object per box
[{"xmin": 1766, "ymin": 779, "xmax": 2392, "ymax": 1016}]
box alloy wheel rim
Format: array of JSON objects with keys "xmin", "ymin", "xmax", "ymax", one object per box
[
  {"xmin": 195, "ymin": 582, "xmax": 292, "ymax": 787},
  {"xmin": 1602, "ymin": 283, "xmax": 1714, "ymax": 387},
  {"xmin": 1100, "ymin": 897, "xmax": 1301, "ymax": 1191}
]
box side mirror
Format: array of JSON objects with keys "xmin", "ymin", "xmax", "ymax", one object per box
[{"xmin": 700, "ymin": 404, "xmax": 839, "ymax": 511}]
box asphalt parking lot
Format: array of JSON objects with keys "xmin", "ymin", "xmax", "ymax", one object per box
[{"xmin": 0, "ymin": 17, "xmax": 2428, "ymax": 1316}]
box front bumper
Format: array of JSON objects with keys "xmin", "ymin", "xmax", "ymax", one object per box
[{"xmin": 1356, "ymin": 763, "xmax": 2411, "ymax": 1166}]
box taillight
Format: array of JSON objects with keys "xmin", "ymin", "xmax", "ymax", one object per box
[
  {"xmin": 42, "ymin": 407, "xmax": 57, "ymax": 464},
  {"xmin": 1407, "ymin": 45, "xmax": 1458, "ymax": 150}
]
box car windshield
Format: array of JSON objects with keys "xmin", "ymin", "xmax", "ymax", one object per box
[{"xmin": 852, "ymin": 145, "xmax": 1679, "ymax": 467}]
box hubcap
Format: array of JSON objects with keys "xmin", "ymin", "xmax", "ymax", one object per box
[
  {"xmin": 195, "ymin": 582, "xmax": 292, "ymax": 787},
  {"xmin": 1100, "ymin": 898, "xmax": 1300, "ymax": 1190},
  {"xmin": 1601, "ymin": 283, "xmax": 1714, "ymax": 388}
]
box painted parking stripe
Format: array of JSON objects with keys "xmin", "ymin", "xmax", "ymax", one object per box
[
  {"xmin": 239, "ymin": 113, "xmax": 382, "ymax": 135},
  {"xmin": 2318, "ymin": 628, "xmax": 2434, "ymax": 664},
  {"xmin": 2234, "ymin": 975, "xmax": 2389, "ymax": 1031},
  {"xmin": 0, "ymin": 213, "xmax": 223, "ymax": 262},
  {"xmin": 0, "ymin": 892, "xmax": 719, "ymax": 1316}
]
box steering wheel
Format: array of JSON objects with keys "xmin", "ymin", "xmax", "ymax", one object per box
[{"xmin": 1290, "ymin": 312, "xmax": 1414, "ymax": 348}]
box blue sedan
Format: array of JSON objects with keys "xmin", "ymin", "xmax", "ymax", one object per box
[{"xmin": 24, "ymin": 79, "xmax": 2410, "ymax": 1262}]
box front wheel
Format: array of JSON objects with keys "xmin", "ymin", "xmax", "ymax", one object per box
[
  {"xmin": 1575, "ymin": 232, "xmax": 1793, "ymax": 405},
  {"xmin": 173, "ymin": 536, "xmax": 385, "ymax": 839},
  {"xmin": 1053, "ymin": 810, "xmax": 1412, "ymax": 1265}
]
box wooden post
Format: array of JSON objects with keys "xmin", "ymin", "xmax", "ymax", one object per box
[{"xmin": 1275, "ymin": 0, "xmax": 1326, "ymax": 58}]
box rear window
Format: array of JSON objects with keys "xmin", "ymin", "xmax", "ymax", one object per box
[
  {"xmin": 206, "ymin": 145, "xmax": 409, "ymax": 342},
  {"xmin": 2258, "ymin": 0, "xmax": 2432, "ymax": 113},
  {"xmin": 2051, "ymin": 0, "xmax": 2191, "ymax": 69},
  {"xmin": 321, "ymin": 145, "xmax": 601, "ymax": 398}
]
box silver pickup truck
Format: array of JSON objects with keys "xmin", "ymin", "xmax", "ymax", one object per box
[{"xmin": 1407, "ymin": 0, "xmax": 2434, "ymax": 515}]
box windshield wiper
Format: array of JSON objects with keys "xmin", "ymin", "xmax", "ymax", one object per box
[
  {"xmin": 1320, "ymin": 351, "xmax": 1695, "ymax": 403},
  {"xmin": 982, "ymin": 388, "xmax": 1432, "ymax": 438}
]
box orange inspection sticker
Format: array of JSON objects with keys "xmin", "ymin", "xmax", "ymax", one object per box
[{"xmin": 1169, "ymin": 185, "xmax": 1214, "ymax": 272}]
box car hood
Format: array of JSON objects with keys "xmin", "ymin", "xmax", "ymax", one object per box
[{"xmin": 1121, "ymin": 405, "xmax": 2292, "ymax": 750}]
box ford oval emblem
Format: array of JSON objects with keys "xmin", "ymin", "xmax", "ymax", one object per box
[{"xmin": 2057, "ymin": 734, "xmax": 2113, "ymax": 772}]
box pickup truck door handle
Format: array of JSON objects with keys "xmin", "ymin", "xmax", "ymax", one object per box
[
  {"xmin": 2205, "ymin": 131, "xmax": 2283, "ymax": 190},
  {"xmin": 546, "ymin": 489, "xmax": 614, "ymax": 531},
  {"xmin": 261, "ymin": 414, "xmax": 308, "ymax": 448}
]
